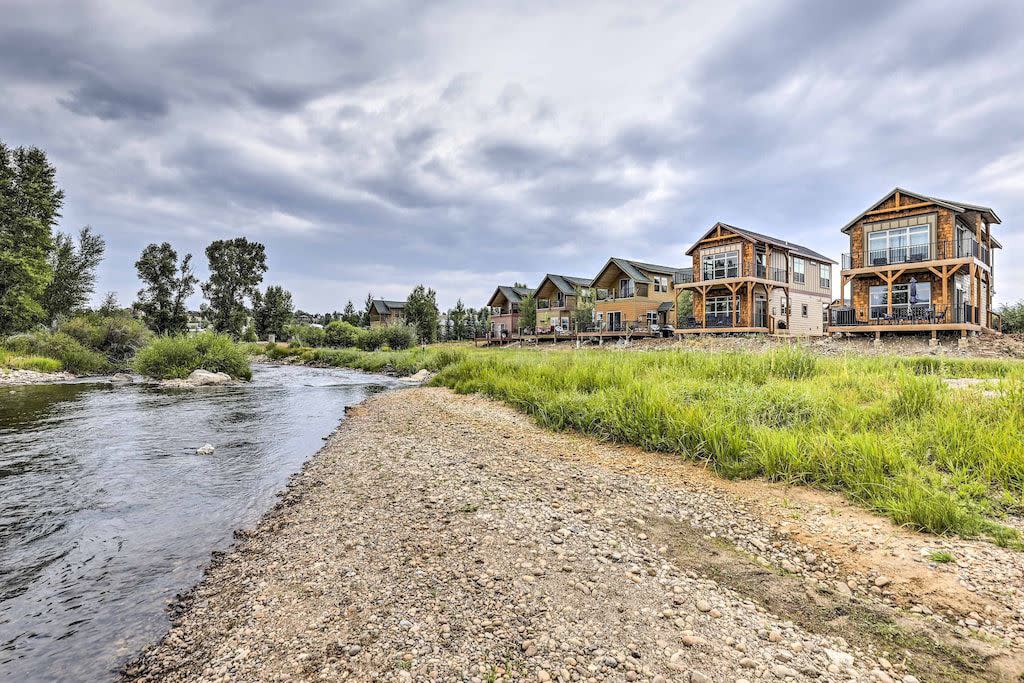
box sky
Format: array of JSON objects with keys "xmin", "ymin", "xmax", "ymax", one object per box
[{"xmin": 2, "ymin": 0, "xmax": 1024, "ymax": 312}]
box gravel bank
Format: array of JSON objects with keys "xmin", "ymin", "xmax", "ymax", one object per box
[
  {"xmin": 0, "ymin": 368, "xmax": 76, "ymax": 385},
  {"xmin": 124, "ymin": 388, "xmax": 1019, "ymax": 682}
]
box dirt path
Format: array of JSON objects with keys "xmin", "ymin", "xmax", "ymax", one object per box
[{"xmin": 124, "ymin": 389, "xmax": 1022, "ymax": 682}]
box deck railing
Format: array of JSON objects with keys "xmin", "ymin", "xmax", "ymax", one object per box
[
  {"xmin": 842, "ymin": 239, "xmax": 992, "ymax": 270},
  {"xmin": 830, "ymin": 303, "xmax": 982, "ymax": 326},
  {"xmin": 686, "ymin": 262, "xmax": 788, "ymax": 284}
]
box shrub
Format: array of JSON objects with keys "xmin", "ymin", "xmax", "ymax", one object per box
[
  {"xmin": 2, "ymin": 330, "xmax": 109, "ymax": 374},
  {"xmin": 324, "ymin": 320, "xmax": 362, "ymax": 348},
  {"xmin": 382, "ymin": 324, "xmax": 416, "ymax": 350},
  {"xmin": 0, "ymin": 350, "xmax": 63, "ymax": 373},
  {"xmin": 358, "ymin": 326, "xmax": 388, "ymax": 351},
  {"xmin": 132, "ymin": 333, "xmax": 252, "ymax": 380},
  {"xmin": 288, "ymin": 324, "xmax": 326, "ymax": 348},
  {"xmin": 59, "ymin": 313, "xmax": 152, "ymax": 368}
]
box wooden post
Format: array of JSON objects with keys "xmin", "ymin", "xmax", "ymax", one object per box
[
  {"xmin": 747, "ymin": 282, "xmax": 754, "ymax": 327},
  {"xmin": 886, "ymin": 273, "xmax": 893, "ymax": 316}
]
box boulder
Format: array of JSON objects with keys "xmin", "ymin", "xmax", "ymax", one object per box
[
  {"xmin": 196, "ymin": 444, "xmax": 215, "ymax": 455},
  {"xmin": 399, "ymin": 369, "xmax": 432, "ymax": 383},
  {"xmin": 187, "ymin": 369, "xmax": 232, "ymax": 386}
]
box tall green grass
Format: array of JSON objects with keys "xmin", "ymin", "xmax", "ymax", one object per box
[
  {"xmin": 133, "ymin": 333, "xmax": 252, "ymax": 380},
  {"xmin": 0, "ymin": 349, "xmax": 64, "ymax": 373},
  {"xmin": 427, "ymin": 348, "xmax": 1023, "ymax": 543}
]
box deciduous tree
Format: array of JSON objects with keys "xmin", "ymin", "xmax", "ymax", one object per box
[
  {"xmin": 405, "ymin": 285, "xmax": 439, "ymax": 343},
  {"xmin": 252, "ymin": 285, "xmax": 294, "ymax": 340},
  {"xmin": 0, "ymin": 142, "xmax": 64, "ymax": 334},
  {"xmin": 41, "ymin": 226, "xmax": 105, "ymax": 324},
  {"xmin": 201, "ymin": 237, "xmax": 267, "ymax": 337},
  {"xmin": 134, "ymin": 242, "xmax": 198, "ymax": 335}
]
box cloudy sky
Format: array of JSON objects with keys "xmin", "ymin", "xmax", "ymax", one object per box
[{"xmin": 3, "ymin": 0, "xmax": 1023, "ymax": 312}]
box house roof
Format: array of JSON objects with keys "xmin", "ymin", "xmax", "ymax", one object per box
[
  {"xmin": 537, "ymin": 273, "xmax": 593, "ymax": 296},
  {"xmin": 371, "ymin": 299, "xmax": 406, "ymax": 314},
  {"xmin": 593, "ymin": 257, "xmax": 686, "ymax": 285},
  {"xmin": 657, "ymin": 301, "xmax": 674, "ymax": 313},
  {"xmin": 685, "ymin": 222, "xmax": 837, "ymax": 264},
  {"xmin": 486, "ymin": 285, "xmax": 533, "ymax": 308},
  {"xmin": 840, "ymin": 187, "xmax": 1001, "ymax": 235}
]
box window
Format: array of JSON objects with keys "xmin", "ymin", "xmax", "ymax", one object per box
[
  {"xmin": 705, "ymin": 296, "xmax": 733, "ymax": 316},
  {"xmin": 867, "ymin": 224, "xmax": 930, "ymax": 265},
  {"xmin": 646, "ymin": 311, "xmax": 658, "ymax": 326},
  {"xmin": 618, "ymin": 278, "xmax": 634, "ymax": 298},
  {"xmin": 801, "ymin": 304, "xmax": 808, "ymax": 317},
  {"xmin": 537, "ymin": 299, "xmax": 549, "ymax": 309},
  {"xmin": 793, "ymin": 258, "xmax": 805, "ymax": 284},
  {"xmin": 819, "ymin": 263, "xmax": 831, "ymax": 289},
  {"xmin": 869, "ymin": 282, "xmax": 932, "ymax": 319},
  {"xmin": 653, "ymin": 275, "xmax": 669, "ymax": 292},
  {"xmin": 702, "ymin": 251, "xmax": 739, "ymax": 280}
]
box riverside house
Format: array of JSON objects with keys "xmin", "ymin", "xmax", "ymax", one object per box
[
  {"xmin": 831, "ymin": 188, "xmax": 1002, "ymax": 337},
  {"xmin": 486, "ymin": 285, "xmax": 533, "ymax": 337},
  {"xmin": 675, "ymin": 223, "xmax": 835, "ymax": 335},
  {"xmin": 368, "ymin": 299, "xmax": 406, "ymax": 327},
  {"xmin": 534, "ymin": 274, "xmax": 593, "ymax": 334},
  {"xmin": 590, "ymin": 258, "xmax": 689, "ymax": 335}
]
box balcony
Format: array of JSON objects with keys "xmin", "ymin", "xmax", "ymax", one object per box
[
  {"xmin": 679, "ymin": 261, "xmax": 788, "ymax": 285},
  {"xmin": 841, "ymin": 240, "xmax": 991, "ymax": 270},
  {"xmin": 830, "ymin": 303, "xmax": 980, "ymax": 327}
]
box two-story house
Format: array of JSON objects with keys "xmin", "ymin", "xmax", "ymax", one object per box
[
  {"xmin": 534, "ymin": 274, "xmax": 593, "ymax": 334},
  {"xmin": 368, "ymin": 299, "xmax": 406, "ymax": 327},
  {"xmin": 591, "ymin": 258, "xmax": 690, "ymax": 333},
  {"xmin": 675, "ymin": 223, "xmax": 835, "ymax": 335},
  {"xmin": 832, "ymin": 188, "xmax": 1002, "ymax": 337},
  {"xmin": 485, "ymin": 285, "xmax": 533, "ymax": 337}
]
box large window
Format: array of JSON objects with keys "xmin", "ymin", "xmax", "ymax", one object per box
[
  {"xmin": 705, "ymin": 296, "xmax": 733, "ymax": 321},
  {"xmin": 869, "ymin": 282, "xmax": 932, "ymax": 318},
  {"xmin": 793, "ymin": 258, "xmax": 805, "ymax": 284},
  {"xmin": 618, "ymin": 278, "xmax": 634, "ymax": 298},
  {"xmin": 866, "ymin": 224, "xmax": 930, "ymax": 265},
  {"xmin": 819, "ymin": 263, "xmax": 831, "ymax": 289},
  {"xmin": 653, "ymin": 275, "xmax": 669, "ymax": 292},
  {"xmin": 702, "ymin": 251, "xmax": 739, "ymax": 280}
]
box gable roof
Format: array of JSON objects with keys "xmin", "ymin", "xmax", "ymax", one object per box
[
  {"xmin": 840, "ymin": 187, "xmax": 1001, "ymax": 234},
  {"xmin": 486, "ymin": 285, "xmax": 533, "ymax": 308},
  {"xmin": 537, "ymin": 273, "xmax": 593, "ymax": 297},
  {"xmin": 371, "ymin": 298, "xmax": 406, "ymax": 314},
  {"xmin": 593, "ymin": 257, "xmax": 685, "ymax": 285},
  {"xmin": 685, "ymin": 222, "xmax": 836, "ymax": 264}
]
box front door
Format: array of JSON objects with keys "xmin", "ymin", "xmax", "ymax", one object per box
[
  {"xmin": 754, "ymin": 297, "xmax": 767, "ymax": 328},
  {"xmin": 607, "ymin": 312, "xmax": 622, "ymax": 331}
]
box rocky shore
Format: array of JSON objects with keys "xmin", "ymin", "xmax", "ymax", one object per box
[
  {"xmin": 124, "ymin": 389, "xmax": 1022, "ymax": 682},
  {"xmin": 0, "ymin": 368, "xmax": 77, "ymax": 385}
]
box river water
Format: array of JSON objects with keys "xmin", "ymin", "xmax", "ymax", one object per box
[{"xmin": 0, "ymin": 364, "xmax": 400, "ymax": 682}]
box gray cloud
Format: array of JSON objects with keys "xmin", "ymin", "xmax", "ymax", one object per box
[{"xmin": 1, "ymin": 0, "xmax": 1022, "ymax": 313}]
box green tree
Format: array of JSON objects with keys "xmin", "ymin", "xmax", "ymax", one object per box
[
  {"xmin": 0, "ymin": 142, "xmax": 64, "ymax": 334},
  {"xmin": 405, "ymin": 285, "xmax": 439, "ymax": 343},
  {"xmin": 252, "ymin": 285, "xmax": 294, "ymax": 340},
  {"xmin": 572, "ymin": 304, "xmax": 594, "ymax": 332},
  {"xmin": 676, "ymin": 290, "xmax": 694, "ymax": 320},
  {"xmin": 134, "ymin": 242, "xmax": 198, "ymax": 335},
  {"xmin": 41, "ymin": 226, "xmax": 105, "ymax": 324},
  {"xmin": 476, "ymin": 307, "xmax": 490, "ymax": 336},
  {"xmin": 363, "ymin": 292, "xmax": 374, "ymax": 327},
  {"xmin": 449, "ymin": 299, "xmax": 468, "ymax": 340},
  {"xmin": 341, "ymin": 300, "xmax": 360, "ymax": 325},
  {"xmin": 519, "ymin": 292, "xmax": 537, "ymax": 332},
  {"xmin": 999, "ymin": 301, "xmax": 1024, "ymax": 333},
  {"xmin": 201, "ymin": 237, "xmax": 267, "ymax": 337}
]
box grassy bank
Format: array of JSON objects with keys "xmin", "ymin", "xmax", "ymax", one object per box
[
  {"xmin": 258, "ymin": 343, "xmax": 466, "ymax": 376},
  {"xmin": 270, "ymin": 342, "xmax": 1024, "ymax": 544}
]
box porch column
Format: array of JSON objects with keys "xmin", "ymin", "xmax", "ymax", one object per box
[
  {"xmin": 886, "ymin": 273, "xmax": 893, "ymax": 316},
  {"xmin": 732, "ymin": 285, "xmax": 738, "ymax": 326},
  {"xmin": 747, "ymin": 282, "xmax": 754, "ymax": 327}
]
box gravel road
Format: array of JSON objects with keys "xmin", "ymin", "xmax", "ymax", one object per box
[{"xmin": 124, "ymin": 388, "xmax": 1018, "ymax": 682}]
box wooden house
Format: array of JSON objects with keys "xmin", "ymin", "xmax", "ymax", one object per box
[
  {"xmin": 675, "ymin": 223, "xmax": 835, "ymax": 335},
  {"xmin": 486, "ymin": 285, "xmax": 533, "ymax": 337},
  {"xmin": 590, "ymin": 258, "xmax": 689, "ymax": 334},
  {"xmin": 368, "ymin": 299, "xmax": 406, "ymax": 327},
  {"xmin": 831, "ymin": 188, "xmax": 1002, "ymax": 337},
  {"xmin": 534, "ymin": 274, "xmax": 593, "ymax": 333}
]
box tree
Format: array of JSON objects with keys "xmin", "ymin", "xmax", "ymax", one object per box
[
  {"xmin": 449, "ymin": 299, "xmax": 468, "ymax": 340},
  {"xmin": 519, "ymin": 292, "xmax": 537, "ymax": 332},
  {"xmin": 252, "ymin": 285, "xmax": 294, "ymax": 340},
  {"xmin": 476, "ymin": 307, "xmax": 490, "ymax": 337},
  {"xmin": 41, "ymin": 226, "xmax": 105, "ymax": 324},
  {"xmin": 0, "ymin": 142, "xmax": 64, "ymax": 334},
  {"xmin": 999, "ymin": 301, "xmax": 1024, "ymax": 334},
  {"xmin": 405, "ymin": 285, "xmax": 439, "ymax": 343},
  {"xmin": 201, "ymin": 237, "xmax": 267, "ymax": 337},
  {"xmin": 572, "ymin": 304, "xmax": 594, "ymax": 332},
  {"xmin": 363, "ymin": 292, "xmax": 374, "ymax": 327},
  {"xmin": 341, "ymin": 300, "xmax": 360, "ymax": 325},
  {"xmin": 134, "ymin": 242, "xmax": 198, "ymax": 335}
]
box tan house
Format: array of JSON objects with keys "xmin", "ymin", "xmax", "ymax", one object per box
[
  {"xmin": 675, "ymin": 223, "xmax": 834, "ymax": 335},
  {"xmin": 591, "ymin": 258, "xmax": 688, "ymax": 334},
  {"xmin": 486, "ymin": 285, "xmax": 533, "ymax": 337},
  {"xmin": 831, "ymin": 188, "xmax": 1002, "ymax": 336},
  {"xmin": 534, "ymin": 274, "xmax": 593, "ymax": 334},
  {"xmin": 368, "ymin": 299, "xmax": 406, "ymax": 327}
]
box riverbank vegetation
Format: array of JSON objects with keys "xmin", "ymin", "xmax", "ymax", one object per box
[
  {"xmin": 269, "ymin": 343, "xmax": 1024, "ymax": 544},
  {"xmin": 133, "ymin": 333, "xmax": 252, "ymax": 380}
]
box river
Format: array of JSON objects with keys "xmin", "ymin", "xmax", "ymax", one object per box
[{"xmin": 0, "ymin": 364, "xmax": 400, "ymax": 682}]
